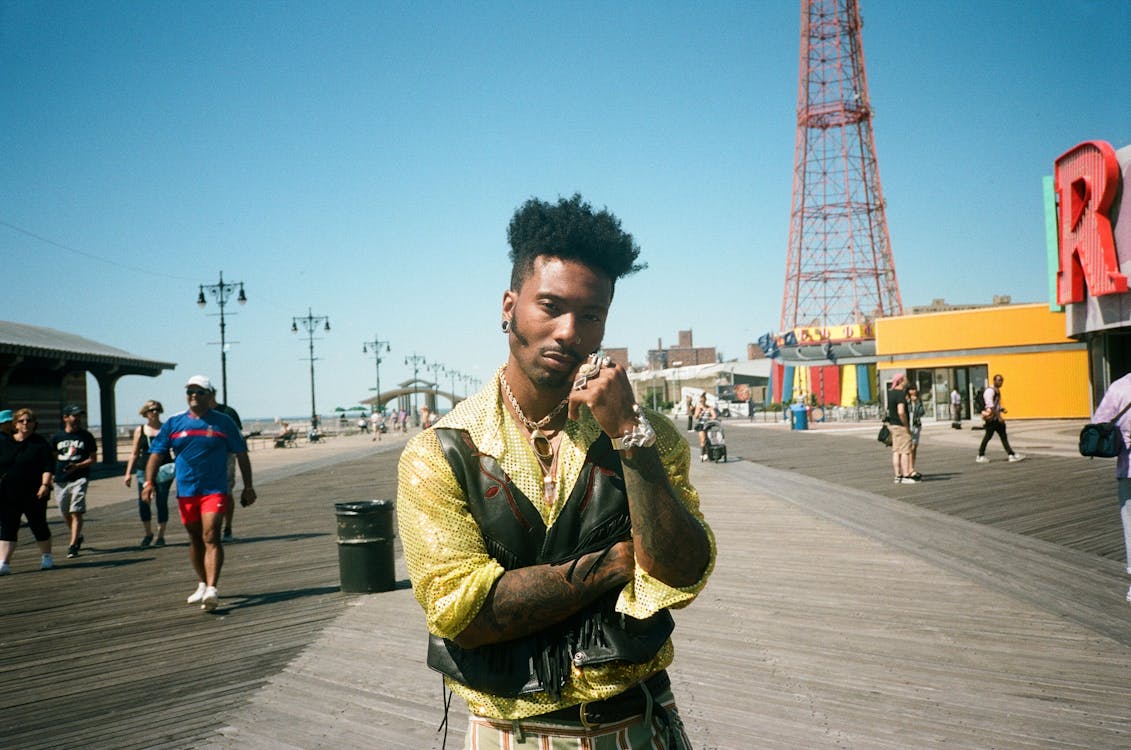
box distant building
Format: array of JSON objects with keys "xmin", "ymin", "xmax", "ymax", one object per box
[
  {"xmin": 602, "ymin": 347, "xmax": 629, "ymax": 369},
  {"xmin": 628, "ymin": 359, "xmax": 772, "ymax": 414},
  {"xmin": 876, "ymin": 303, "xmax": 1088, "ymax": 420},
  {"xmin": 745, "ymin": 344, "xmax": 768, "ymax": 361},
  {"xmin": 646, "ymin": 329, "xmax": 717, "ymax": 370},
  {"xmin": 908, "ymin": 295, "xmax": 1014, "ymax": 315}
]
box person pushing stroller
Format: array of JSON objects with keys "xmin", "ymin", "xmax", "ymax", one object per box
[{"xmin": 692, "ymin": 393, "xmax": 719, "ymax": 462}]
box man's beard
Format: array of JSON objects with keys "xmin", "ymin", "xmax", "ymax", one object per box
[{"xmin": 509, "ymin": 312, "xmax": 591, "ymax": 389}]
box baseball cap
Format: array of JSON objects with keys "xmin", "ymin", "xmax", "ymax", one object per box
[
  {"xmin": 62, "ymin": 404, "xmax": 84, "ymax": 416},
  {"xmin": 0, "ymin": 409, "xmax": 12, "ymax": 424},
  {"xmin": 186, "ymin": 375, "xmax": 215, "ymax": 392}
]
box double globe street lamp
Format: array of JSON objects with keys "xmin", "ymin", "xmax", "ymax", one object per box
[
  {"xmin": 426, "ymin": 361, "xmax": 445, "ymax": 423},
  {"xmin": 362, "ymin": 335, "xmax": 391, "ymax": 413},
  {"xmin": 196, "ymin": 271, "xmax": 247, "ymax": 405},
  {"xmin": 404, "ymin": 353, "xmax": 427, "ymax": 426},
  {"xmin": 292, "ymin": 308, "xmax": 330, "ymax": 427}
]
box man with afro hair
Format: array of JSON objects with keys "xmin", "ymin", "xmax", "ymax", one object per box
[{"xmin": 398, "ymin": 193, "xmax": 714, "ymax": 748}]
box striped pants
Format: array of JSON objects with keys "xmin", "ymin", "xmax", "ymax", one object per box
[{"xmin": 464, "ymin": 690, "xmax": 692, "ymax": 749}]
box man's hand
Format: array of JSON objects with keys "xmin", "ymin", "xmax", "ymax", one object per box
[
  {"xmin": 141, "ymin": 483, "xmax": 155, "ymax": 503},
  {"xmin": 566, "ymin": 355, "xmax": 638, "ymax": 439},
  {"xmin": 240, "ymin": 487, "xmax": 257, "ymax": 507}
]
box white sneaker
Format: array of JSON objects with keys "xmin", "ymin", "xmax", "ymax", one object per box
[
  {"xmin": 201, "ymin": 586, "xmax": 219, "ymax": 611},
  {"xmin": 40, "ymin": 554, "xmax": 54, "ymax": 570},
  {"xmin": 700, "ymin": 454, "xmax": 708, "ymax": 462},
  {"xmin": 0, "ymin": 562, "xmax": 10, "ymax": 576},
  {"xmin": 975, "ymin": 455, "xmax": 990, "ymax": 464},
  {"xmin": 186, "ymin": 582, "xmax": 208, "ymax": 604},
  {"xmin": 1008, "ymin": 453, "xmax": 1026, "ymax": 463}
]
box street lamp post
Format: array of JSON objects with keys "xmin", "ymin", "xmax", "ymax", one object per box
[
  {"xmin": 404, "ymin": 353, "xmax": 427, "ymax": 425},
  {"xmin": 196, "ymin": 271, "xmax": 247, "ymax": 405},
  {"xmin": 445, "ymin": 367, "xmax": 461, "ymax": 408},
  {"xmin": 362, "ymin": 335, "xmax": 391, "ymax": 412},
  {"xmin": 291, "ymin": 308, "xmax": 330, "ymax": 427},
  {"xmin": 426, "ymin": 362, "xmax": 444, "ymax": 418}
]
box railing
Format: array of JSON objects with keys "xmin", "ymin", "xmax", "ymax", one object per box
[{"xmin": 722, "ymin": 404, "xmax": 885, "ymax": 424}]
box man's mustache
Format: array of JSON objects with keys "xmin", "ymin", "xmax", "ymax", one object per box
[{"xmin": 540, "ymin": 346, "xmax": 585, "ymax": 366}]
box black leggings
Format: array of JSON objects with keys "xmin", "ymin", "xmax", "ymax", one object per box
[{"xmin": 0, "ymin": 496, "xmax": 52, "ymax": 543}]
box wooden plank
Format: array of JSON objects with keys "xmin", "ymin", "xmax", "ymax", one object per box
[{"xmin": 4, "ymin": 422, "xmax": 1131, "ymax": 749}]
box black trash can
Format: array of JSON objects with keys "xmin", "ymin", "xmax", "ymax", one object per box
[{"xmin": 335, "ymin": 500, "xmax": 396, "ymax": 593}]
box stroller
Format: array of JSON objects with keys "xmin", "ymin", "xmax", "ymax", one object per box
[{"xmin": 701, "ymin": 418, "xmax": 727, "ymax": 463}]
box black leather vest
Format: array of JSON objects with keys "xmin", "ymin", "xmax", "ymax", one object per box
[{"xmin": 426, "ymin": 428, "xmax": 674, "ymax": 699}]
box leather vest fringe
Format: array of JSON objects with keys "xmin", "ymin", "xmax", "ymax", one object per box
[{"xmin": 426, "ymin": 428, "xmax": 674, "ymax": 699}]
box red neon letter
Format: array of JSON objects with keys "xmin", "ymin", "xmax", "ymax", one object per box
[{"xmin": 1055, "ymin": 140, "xmax": 1126, "ymax": 304}]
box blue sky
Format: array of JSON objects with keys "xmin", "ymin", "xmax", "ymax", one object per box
[{"xmin": 2, "ymin": 0, "xmax": 1128, "ymax": 425}]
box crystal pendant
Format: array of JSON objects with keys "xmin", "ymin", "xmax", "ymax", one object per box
[
  {"xmin": 543, "ymin": 475, "xmax": 556, "ymax": 503},
  {"xmin": 531, "ymin": 429, "xmax": 553, "ymax": 461}
]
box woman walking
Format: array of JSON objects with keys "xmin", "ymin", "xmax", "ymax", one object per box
[
  {"xmin": 906, "ymin": 386, "xmax": 926, "ymax": 480},
  {"xmin": 124, "ymin": 400, "xmax": 172, "ymax": 547},
  {"xmin": 0, "ymin": 409, "xmax": 55, "ymax": 574}
]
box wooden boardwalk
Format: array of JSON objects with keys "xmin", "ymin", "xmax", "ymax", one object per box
[{"xmin": 2, "ymin": 420, "xmax": 1130, "ymax": 748}]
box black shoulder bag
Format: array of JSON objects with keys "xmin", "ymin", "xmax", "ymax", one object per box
[{"xmin": 1079, "ymin": 402, "xmax": 1131, "ymax": 458}]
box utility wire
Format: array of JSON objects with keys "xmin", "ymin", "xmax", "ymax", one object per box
[{"xmin": 1, "ymin": 219, "xmax": 195, "ymax": 282}]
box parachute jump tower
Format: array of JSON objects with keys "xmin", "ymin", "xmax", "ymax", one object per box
[{"xmin": 781, "ymin": 0, "xmax": 903, "ymax": 333}]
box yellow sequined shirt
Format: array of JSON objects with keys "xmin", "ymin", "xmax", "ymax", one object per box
[{"xmin": 396, "ymin": 366, "xmax": 715, "ymax": 720}]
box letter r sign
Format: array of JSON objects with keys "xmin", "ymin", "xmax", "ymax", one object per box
[{"xmin": 1055, "ymin": 140, "xmax": 1126, "ymax": 304}]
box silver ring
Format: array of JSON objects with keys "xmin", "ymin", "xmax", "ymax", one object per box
[{"xmin": 574, "ymin": 354, "xmax": 602, "ymax": 390}]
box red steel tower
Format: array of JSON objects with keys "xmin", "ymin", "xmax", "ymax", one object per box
[{"xmin": 781, "ymin": 0, "xmax": 902, "ymax": 333}]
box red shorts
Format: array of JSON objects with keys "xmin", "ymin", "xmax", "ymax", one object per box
[{"xmin": 177, "ymin": 493, "xmax": 228, "ymax": 525}]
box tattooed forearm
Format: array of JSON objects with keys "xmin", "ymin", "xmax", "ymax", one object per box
[
  {"xmin": 453, "ymin": 541, "xmax": 633, "ymax": 649},
  {"xmin": 621, "ymin": 447, "xmax": 710, "ymax": 588}
]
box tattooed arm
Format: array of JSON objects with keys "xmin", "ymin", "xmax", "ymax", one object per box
[
  {"xmin": 620, "ymin": 444, "xmax": 711, "ymax": 588},
  {"xmin": 568, "ymin": 362, "xmax": 711, "ymax": 590},
  {"xmin": 453, "ymin": 540, "xmax": 634, "ymax": 649}
]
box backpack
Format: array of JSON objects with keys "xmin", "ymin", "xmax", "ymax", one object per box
[{"xmin": 972, "ymin": 388, "xmax": 986, "ymax": 414}]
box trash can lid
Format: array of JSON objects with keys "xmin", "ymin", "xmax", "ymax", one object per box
[{"xmin": 335, "ymin": 499, "xmax": 395, "ymax": 514}]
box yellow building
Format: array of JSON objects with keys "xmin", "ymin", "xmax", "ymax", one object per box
[{"xmin": 875, "ymin": 303, "xmax": 1089, "ymax": 421}]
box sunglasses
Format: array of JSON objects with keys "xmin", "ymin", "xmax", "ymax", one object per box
[
  {"xmin": 186, "ymin": 389, "xmax": 210, "ymax": 396},
  {"xmin": 146, "ymin": 408, "xmax": 161, "ymax": 413}
]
